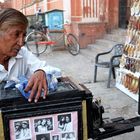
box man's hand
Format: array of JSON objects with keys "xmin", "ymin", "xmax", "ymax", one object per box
[{"xmin": 24, "ymin": 70, "xmax": 48, "ymax": 102}]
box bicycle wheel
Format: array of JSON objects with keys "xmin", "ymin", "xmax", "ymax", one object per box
[
  {"xmin": 25, "ymin": 31, "xmax": 49, "ymax": 55},
  {"xmin": 65, "ymin": 33, "xmax": 80, "ymax": 55}
]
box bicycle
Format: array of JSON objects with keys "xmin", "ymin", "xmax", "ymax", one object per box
[{"xmin": 25, "ymin": 22, "xmax": 80, "ymax": 56}]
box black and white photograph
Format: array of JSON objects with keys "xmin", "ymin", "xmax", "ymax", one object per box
[
  {"xmin": 14, "ymin": 120, "xmax": 31, "ymax": 140},
  {"xmin": 52, "ymin": 134, "xmax": 59, "ymax": 140},
  {"xmin": 61, "ymin": 132, "xmax": 76, "ymax": 140},
  {"xmin": 36, "ymin": 133, "xmax": 50, "ymax": 140},
  {"xmin": 61, "ymin": 133, "xmax": 69, "ymax": 140},
  {"xmin": 34, "ymin": 117, "xmax": 53, "ymax": 133},
  {"xmin": 58, "ymin": 114, "xmax": 73, "ymax": 132}
]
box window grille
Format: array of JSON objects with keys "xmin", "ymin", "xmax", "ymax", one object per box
[{"xmin": 83, "ymin": 0, "xmax": 98, "ymax": 18}]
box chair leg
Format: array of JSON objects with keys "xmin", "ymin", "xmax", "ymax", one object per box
[
  {"xmin": 107, "ymin": 67, "xmax": 112, "ymax": 88},
  {"xmin": 112, "ymin": 67, "xmax": 116, "ymax": 79},
  {"xmin": 93, "ymin": 65, "xmax": 97, "ymax": 83}
]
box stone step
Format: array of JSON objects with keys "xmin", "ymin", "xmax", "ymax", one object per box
[
  {"xmin": 87, "ymin": 28, "xmax": 126, "ymax": 57},
  {"xmin": 87, "ymin": 43, "xmax": 111, "ymax": 53},
  {"xmin": 103, "ymin": 28, "xmax": 126, "ymax": 43},
  {"xmin": 103, "ymin": 34, "xmax": 126, "ymax": 43},
  {"xmin": 95, "ymin": 39, "xmax": 118, "ymax": 48},
  {"xmin": 111, "ymin": 28, "xmax": 127, "ymax": 36}
]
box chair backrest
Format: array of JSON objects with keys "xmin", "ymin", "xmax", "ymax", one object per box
[
  {"xmin": 112, "ymin": 44, "xmax": 124, "ymax": 65},
  {"xmin": 113, "ymin": 44, "xmax": 124, "ymax": 55}
]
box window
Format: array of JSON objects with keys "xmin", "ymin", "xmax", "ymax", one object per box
[{"xmin": 83, "ymin": 0, "xmax": 97, "ymax": 18}]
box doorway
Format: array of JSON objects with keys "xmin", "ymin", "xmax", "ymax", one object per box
[
  {"xmin": 119, "ymin": 0, "xmax": 131, "ymax": 29},
  {"xmin": 119, "ymin": 0, "xmax": 127, "ymax": 28}
]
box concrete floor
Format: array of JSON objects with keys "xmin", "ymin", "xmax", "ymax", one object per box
[{"xmin": 39, "ymin": 45, "xmax": 140, "ymax": 140}]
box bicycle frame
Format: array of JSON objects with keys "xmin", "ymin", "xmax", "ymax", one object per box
[{"xmin": 26, "ymin": 22, "xmax": 80, "ymax": 56}]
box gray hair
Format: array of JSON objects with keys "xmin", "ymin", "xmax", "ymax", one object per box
[{"xmin": 0, "ymin": 8, "xmax": 28, "ymax": 31}]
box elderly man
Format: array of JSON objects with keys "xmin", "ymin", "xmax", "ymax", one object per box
[{"xmin": 0, "ymin": 8, "xmax": 61, "ymax": 102}]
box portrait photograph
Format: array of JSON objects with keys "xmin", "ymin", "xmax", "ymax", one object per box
[
  {"xmin": 12, "ymin": 119, "xmax": 31, "ymax": 140},
  {"xmin": 61, "ymin": 132, "xmax": 76, "ymax": 140},
  {"xmin": 52, "ymin": 134, "xmax": 59, "ymax": 140},
  {"xmin": 34, "ymin": 117, "xmax": 53, "ymax": 133},
  {"xmin": 36, "ymin": 133, "xmax": 50, "ymax": 140},
  {"xmin": 57, "ymin": 113, "xmax": 73, "ymax": 132}
]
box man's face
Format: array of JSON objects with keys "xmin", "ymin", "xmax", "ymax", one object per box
[
  {"xmin": 0, "ymin": 25, "xmax": 27, "ymax": 57},
  {"xmin": 22, "ymin": 123, "xmax": 28, "ymax": 128}
]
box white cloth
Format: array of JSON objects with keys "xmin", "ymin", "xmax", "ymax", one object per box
[{"xmin": 0, "ymin": 47, "xmax": 61, "ymax": 82}]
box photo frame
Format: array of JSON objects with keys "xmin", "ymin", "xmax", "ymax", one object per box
[{"xmin": 3, "ymin": 106, "xmax": 82, "ymax": 140}]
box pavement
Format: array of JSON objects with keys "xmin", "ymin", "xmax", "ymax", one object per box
[{"xmin": 39, "ymin": 45, "xmax": 140, "ymax": 140}]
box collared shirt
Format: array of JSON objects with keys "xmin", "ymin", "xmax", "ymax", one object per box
[{"xmin": 0, "ymin": 47, "xmax": 61, "ymax": 82}]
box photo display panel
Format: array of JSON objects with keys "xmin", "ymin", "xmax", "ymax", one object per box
[{"xmin": 9, "ymin": 111, "xmax": 78, "ymax": 140}]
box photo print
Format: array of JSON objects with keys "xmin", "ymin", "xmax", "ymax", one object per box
[
  {"xmin": 58, "ymin": 113, "xmax": 73, "ymax": 132},
  {"xmin": 13, "ymin": 119, "xmax": 31, "ymax": 140},
  {"xmin": 61, "ymin": 132, "xmax": 76, "ymax": 140},
  {"xmin": 52, "ymin": 134, "xmax": 59, "ymax": 140},
  {"xmin": 34, "ymin": 117, "xmax": 53, "ymax": 133},
  {"xmin": 36, "ymin": 133, "xmax": 50, "ymax": 140}
]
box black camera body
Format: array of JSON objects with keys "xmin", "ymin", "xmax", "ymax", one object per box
[{"xmin": 0, "ymin": 77, "xmax": 140, "ymax": 140}]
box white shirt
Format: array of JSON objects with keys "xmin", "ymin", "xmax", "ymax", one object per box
[
  {"xmin": 0, "ymin": 47, "xmax": 61, "ymax": 82},
  {"xmin": 18, "ymin": 128, "xmax": 30, "ymax": 138},
  {"xmin": 64, "ymin": 122, "xmax": 73, "ymax": 132}
]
